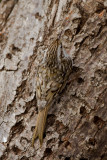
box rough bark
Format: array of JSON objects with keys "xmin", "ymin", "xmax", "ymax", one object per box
[{"xmin": 0, "ymin": 0, "xmax": 107, "ymax": 160}]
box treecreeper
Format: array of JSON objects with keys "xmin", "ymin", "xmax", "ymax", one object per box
[{"xmin": 32, "ymin": 38, "xmax": 72, "ymax": 147}]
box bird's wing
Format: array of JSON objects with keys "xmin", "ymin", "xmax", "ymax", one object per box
[{"xmin": 36, "ymin": 65, "xmax": 64, "ymax": 111}]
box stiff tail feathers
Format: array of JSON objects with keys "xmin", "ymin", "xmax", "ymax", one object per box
[{"xmin": 32, "ymin": 104, "xmax": 50, "ymax": 147}]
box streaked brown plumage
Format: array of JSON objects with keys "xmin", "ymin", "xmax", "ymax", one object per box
[{"xmin": 32, "ymin": 38, "xmax": 72, "ymax": 147}]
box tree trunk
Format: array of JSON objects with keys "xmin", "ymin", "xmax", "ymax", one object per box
[{"xmin": 0, "ymin": 0, "xmax": 107, "ymax": 160}]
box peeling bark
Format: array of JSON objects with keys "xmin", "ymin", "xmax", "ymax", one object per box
[{"xmin": 0, "ymin": 0, "xmax": 107, "ymax": 160}]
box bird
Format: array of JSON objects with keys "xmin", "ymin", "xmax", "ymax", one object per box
[{"xmin": 32, "ymin": 37, "xmax": 72, "ymax": 147}]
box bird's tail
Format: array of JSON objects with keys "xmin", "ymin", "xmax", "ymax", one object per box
[{"xmin": 32, "ymin": 104, "xmax": 50, "ymax": 147}]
